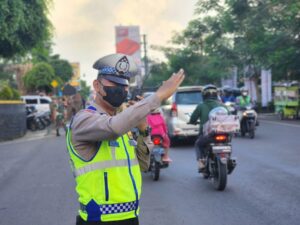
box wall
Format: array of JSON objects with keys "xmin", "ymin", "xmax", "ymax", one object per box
[{"xmin": 0, "ymin": 101, "xmax": 26, "ymax": 141}]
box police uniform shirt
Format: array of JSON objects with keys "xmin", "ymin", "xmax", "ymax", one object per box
[{"xmin": 71, "ymin": 93, "xmax": 161, "ymax": 172}]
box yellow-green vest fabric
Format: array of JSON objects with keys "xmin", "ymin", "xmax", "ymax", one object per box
[
  {"xmin": 237, "ymin": 96, "xmax": 251, "ymax": 107},
  {"xmin": 66, "ymin": 129, "xmax": 142, "ymax": 222}
]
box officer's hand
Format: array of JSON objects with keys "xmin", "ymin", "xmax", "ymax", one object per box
[{"xmin": 156, "ymin": 69, "xmax": 185, "ymax": 101}]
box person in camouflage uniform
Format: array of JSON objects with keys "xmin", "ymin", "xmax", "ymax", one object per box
[{"xmin": 53, "ymin": 97, "xmax": 66, "ymax": 136}]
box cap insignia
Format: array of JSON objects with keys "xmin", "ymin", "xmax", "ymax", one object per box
[{"xmin": 115, "ymin": 56, "xmax": 130, "ymax": 75}]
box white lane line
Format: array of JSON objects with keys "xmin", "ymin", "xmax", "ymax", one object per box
[{"xmin": 261, "ymin": 120, "xmax": 300, "ymax": 128}]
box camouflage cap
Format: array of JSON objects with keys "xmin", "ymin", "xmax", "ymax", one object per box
[{"xmin": 93, "ymin": 53, "xmax": 138, "ymax": 86}]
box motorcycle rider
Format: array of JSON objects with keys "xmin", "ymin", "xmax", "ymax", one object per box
[
  {"xmin": 146, "ymin": 108, "xmax": 172, "ymax": 162},
  {"xmin": 221, "ymin": 87, "xmax": 236, "ymax": 103},
  {"xmin": 236, "ymin": 87, "xmax": 259, "ymax": 128},
  {"xmin": 236, "ymin": 87, "xmax": 251, "ymax": 108},
  {"xmin": 189, "ymin": 84, "xmax": 225, "ymax": 172}
]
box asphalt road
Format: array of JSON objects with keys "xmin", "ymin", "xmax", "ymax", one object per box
[{"xmin": 0, "ymin": 119, "xmax": 299, "ymax": 225}]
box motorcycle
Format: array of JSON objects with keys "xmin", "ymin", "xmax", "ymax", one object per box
[
  {"xmin": 37, "ymin": 111, "xmax": 51, "ymax": 127},
  {"xmin": 238, "ymin": 105, "xmax": 257, "ymax": 139},
  {"xmin": 202, "ymin": 133, "xmax": 237, "ymax": 191},
  {"xmin": 201, "ymin": 106, "xmax": 239, "ymax": 191},
  {"xmin": 148, "ymin": 135, "xmax": 169, "ymax": 181},
  {"xmin": 224, "ymin": 101, "xmax": 237, "ymax": 115},
  {"xmin": 26, "ymin": 106, "xmax": 45, "ymax": 131}
]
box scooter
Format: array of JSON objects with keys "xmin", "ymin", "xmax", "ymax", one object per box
[
  {"xmin": 148, "ymin": 135, "xmax": 169, "ymax": 181},
  {"xmin": 26, "ymin": 106, "xmax": 45, "ymax": 131},
  {"xmin": 238, "ymin": 105, "xmax": 257, "ymax": 139}
]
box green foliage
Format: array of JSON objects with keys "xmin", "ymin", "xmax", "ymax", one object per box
[
  {"xmin": 79, "ymin": 80, "xmax": 91, "ymax": 100},
  {"xmin": 144, "ymin": 62, "xmax": 170, "ymax": 88},
  {"xmin": 0, "ymin": 0, "xmax": 53, "ymax": 59},
  {"xmin": 0, "ymin": 84, "xmax": 20, "ymax": 100},
  {"xmin": 194, "ymin": 0, "xmax": 300, "ymax": 81},
  {"xmin": 11, "ymin": 88, "xmax": 20, "ymax": 100},
  {"xmin": 49, "ymin": 55, "xmax": 73, "ymax": 83},
  {"xmin": 0, "ymin": 85, "xmax": 13, "ymax": 100},
  {"xmin": 23, "ymin": 62, "xmax": 55, "ymax": 93}
]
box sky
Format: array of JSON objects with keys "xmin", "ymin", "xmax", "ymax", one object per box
[{"xmin": 49, "ymin": 0, "xmax": 198, "ymax": 86}]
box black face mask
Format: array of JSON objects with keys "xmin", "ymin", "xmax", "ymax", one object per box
[{"xmin": 101, "ymin": 84, "xmax": 128, "ymax": 108}]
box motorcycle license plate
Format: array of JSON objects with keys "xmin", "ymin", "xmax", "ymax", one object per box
[
  {"xmin": 212, "ymin": 146, "xmax": 231, "ymax": 153},
  {"xmin": 152, "ymin": 147, "xmax": 164, "ymax": 155}
]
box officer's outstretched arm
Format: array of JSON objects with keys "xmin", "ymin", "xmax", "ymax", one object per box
[{"xmin": 72, "ymin": 69, "xmax": 185, "ymax": 142}]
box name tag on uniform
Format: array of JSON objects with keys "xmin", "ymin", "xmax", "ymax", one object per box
[{"xmin": 109, "ymin": 140, "xmax": 120, "ymax": 147}]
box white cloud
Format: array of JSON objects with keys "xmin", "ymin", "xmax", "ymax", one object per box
[{"xmin": 49, "ymin": 0, "xmax": 197, "ymax": 86}]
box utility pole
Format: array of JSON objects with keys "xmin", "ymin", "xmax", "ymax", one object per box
[{"xmin": 142, "ymin": 34, "xmax": 149, "ymax": 83}]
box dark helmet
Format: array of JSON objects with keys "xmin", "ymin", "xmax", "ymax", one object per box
[
  {"xmin": 93, "ymin": 53, "xmax": 138, "ymax": 86},
  {"xmin": 202, "ymin": 84, "xmax": 218, "ymax": 100},
  {"xmin": 222, "ymin": 86, "xmax": 233, "ymax": 97}
]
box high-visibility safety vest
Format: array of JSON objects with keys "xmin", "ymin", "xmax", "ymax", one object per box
[
  {"xmin": 237, "ymin": 96, "xmax": 251, "ymax": 107},
  {"xmin": 66, "ymin": 109, "xmax": 142, "ymax": 222}
]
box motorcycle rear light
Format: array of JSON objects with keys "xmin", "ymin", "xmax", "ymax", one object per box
[
  {"xmin": 214, "ymin": 134, "xmax": 227, "ymax": 142},
  {"xmin": 152, "ymin": 137, "xmax": 162, "ymax": 145},
  {"xmin": 171, "ymin": 102, "xmax": 178, "ymax": 117}
]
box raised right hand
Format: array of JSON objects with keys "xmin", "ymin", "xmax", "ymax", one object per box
[{"xmin": 156, "ymin": 69, "xmax": 185, "ymax": 101}]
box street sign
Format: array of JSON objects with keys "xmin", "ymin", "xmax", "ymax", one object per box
[{"xmin": 51, "ymin": 79, "xmax": 58, "ymax": 88}]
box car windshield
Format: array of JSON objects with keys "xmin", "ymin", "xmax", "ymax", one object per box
[
  {"xmin": 25, "ymin": 99, "xmax": 38, "ymax": 104},
  {"xmin": 176, "ymin": 91, "xmax": 203, "ymax": 105}
]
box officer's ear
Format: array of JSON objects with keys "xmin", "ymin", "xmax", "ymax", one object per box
[{"xmin": 93, "ymin": 79, "xmax": 106, "ymax": 97}]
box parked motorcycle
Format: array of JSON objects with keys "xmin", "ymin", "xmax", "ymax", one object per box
[
  {"xmin": 37, "ymin": 111, "xmax": 51, "ymax": 127},
  {"xmin": 238, "ymin": 105, "xmax": 257, "ymax": 139},
  {"xmin": 26, "ymin": 106, "xmax": 45, "ymax": 131},
  {"xmin": 148, "ymin": 135, "xmax": 169, "ymax": 181}
]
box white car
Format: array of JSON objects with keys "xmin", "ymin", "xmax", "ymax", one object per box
[
  {"xmin": 161, "ymin": 86, "xmax": 203, "ymax": 145},
  {"xmin": 21, "ymin": 95, "xmax": 52, "ymax": 113}
]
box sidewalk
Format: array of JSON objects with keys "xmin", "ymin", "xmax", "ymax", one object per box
[
  {"xmin": 0, "ymin": 127, "xmax": 65, "ymax": 145},
  {"xmin": 258, "ymin": 112, "xmax": 277, "ymax": 119}
]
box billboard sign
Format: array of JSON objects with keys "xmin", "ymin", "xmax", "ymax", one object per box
[{"xmin": 115, "ymin": 26, "xmax": 142, "ymax": 86}]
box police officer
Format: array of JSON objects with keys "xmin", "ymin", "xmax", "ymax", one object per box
[{"xmin": 66, "ymin": 53, "xmax": 185, "ymax": 225}]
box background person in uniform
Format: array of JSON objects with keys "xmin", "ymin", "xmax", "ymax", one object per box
[
  {"xmin": 54, "ymin": 97, "xmax": 66, "ymax": 136},
  {"xmin": 66, "ymin": 53, "xmax": 185, "ymax": 225}
]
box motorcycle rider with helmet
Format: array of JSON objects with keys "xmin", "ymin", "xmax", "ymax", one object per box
[
  {"xmin": 236, "ymin": 87, "xmax": 252, "ymax": 108},
  {"xmin": 189, "ymin": 84, "xmax": 226, "ymax": 172},
  {"xmin": 221, "ymin": 86, "xmax": 236, "ymax": 103}
]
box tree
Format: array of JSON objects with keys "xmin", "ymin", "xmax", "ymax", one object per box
[
  {"xmin": 79, "ymin": 80, "xmax": 91, "ymax": 100},
  {"xmin": 49, "ymin": 55, "xmax": 73, "ymax": 83},
  {"xmin": 23, "ymin": 62, "xmax": 56, "ymax": 93},
  {"xmin": 143, "ymin": 62, "xmax": 171, "ymax": 88},
  {"xmin": 0, "ymin": 0, "xmax": 52, "ymax": 59},
  {"xmin": 195, "ymin": 0, "xmax": 300, "ymax": 81}
]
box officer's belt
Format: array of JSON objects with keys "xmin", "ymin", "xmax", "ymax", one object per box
[{"xmin": 74, "ymin": 158, "xmax": 139, "ymax": 177}]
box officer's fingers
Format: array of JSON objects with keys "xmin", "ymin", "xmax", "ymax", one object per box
[
  {"xmin": 136, "ymin": 95, "xmax": 144, "ymax": 101},
  {"xmin": 128, "ymin": 100, "xmax": 137, "ymax": 106}
]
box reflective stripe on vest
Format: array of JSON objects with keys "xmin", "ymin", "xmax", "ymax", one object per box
[{"xmin": 74, "ymin": 158, "xmax": 139, "ymax": 177}]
